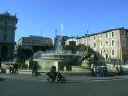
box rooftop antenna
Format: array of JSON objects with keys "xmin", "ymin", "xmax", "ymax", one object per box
[
  {"xmin": 55, "ymin": 29, "xmax": 57, "ymax": 36},
  {"xmin": 61, "ymin": 22, "xmax": 64, "ymax": 36},
  {"xmin": 15, "ymin": 13, "xmax": 17, "ymax": 16},
  {"xmin": 86, "ymin": 29, "xmax": 89, "ymax": 55},
  {"xmin": 40, "ymin": 29, "xmax": 42, "ymax": 36},
  {"xmin": 86, "ymin": 29, "xmax": 89, "ymax": 36}
]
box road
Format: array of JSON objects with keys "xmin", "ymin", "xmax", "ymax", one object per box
[{"xmin": 0, "ymin": 74, "xmax": 128, "ymax": 96}]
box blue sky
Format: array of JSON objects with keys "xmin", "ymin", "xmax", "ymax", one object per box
[{"xmin": 1, "ymin": 0, "xmax": 128, "ymax": 41}]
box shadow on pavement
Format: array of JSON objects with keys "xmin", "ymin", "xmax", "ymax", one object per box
[
  {"xmin": 65, "ymin": 81, "xmax": 80, "ymax": 83},
  {"xmin": 0, "ymin": 77, "xmax": 5, "ymax": 81}
]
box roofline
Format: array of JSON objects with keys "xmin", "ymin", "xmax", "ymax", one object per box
[{"xmin": 79, "ymin": 27, "xmax": 127, "ymax": 38}]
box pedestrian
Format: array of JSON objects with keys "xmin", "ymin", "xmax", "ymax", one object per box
[
  {"xmin": 96, "ymin": 66, "xmax": 101, "ymax": 77},
  {"xmin": 9, "ymin": 64, "xmax": 13, "ymax": 74},
  {"xmin": 93, "ymin": 66, "xmax": 97, "ymax": 76},
  {"xmin": 104, "ymin": 67, "xmax": 108, "ymax": 77},
  {"xmin": 32, "ymin": 64, "xmax": 37, "ymax": 76},
  {"xmin": 91, "ymin": 63, "xmax": 95, "ymax": 76},
  {"xmin": 116, "ymin": 65, "xmax": 119, "ymax": 75},
  {"xmin": 13, "ymin": 63, "xmax": 18, "ymax": 74},
  {"xmin": 118, "ymin": 65, "xmax": 123, "ymax": 75}
]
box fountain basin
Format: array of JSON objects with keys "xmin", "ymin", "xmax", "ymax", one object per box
[{"xmin": 33, "ymin": 54, "xmax": 81, "ymax": 72}]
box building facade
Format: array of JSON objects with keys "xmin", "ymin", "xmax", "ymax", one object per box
[
  {"xmin": 17, "ymin": 35, "xmax": 53, "ymax": 51},
  {"xmin": 66, "ymin": 27, "xmax": 128, "ymax": 61},
  {"xmin": 65, "ymin": 37, "xmax": 78, "ymax": 46},
  {"xmin": 0, "ymin": 12, "xmax": 18, "ymax": 61}
]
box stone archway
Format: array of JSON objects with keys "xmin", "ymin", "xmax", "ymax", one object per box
[{"xmin": 1, "ymin": 46, "xmax": 8, "ymax": 61}]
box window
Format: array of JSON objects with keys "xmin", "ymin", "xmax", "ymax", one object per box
[
  {"xmin": 89, "ymin": 37, "xmax": 91, "ymax": 41},
  {"xmin": 112, "ymin": 40, "xmax": 114, "ymax": 46},
  {"xmin": 106, "ymin": 54, "xmax": 108, "ymax": 60},
  {"xmin": 101, "ymin": 34, "xmax": 102, "ymax": 38},
  {"xmin": 106, "ymin": 41, "xmax": 108, "ymax": 46},
  {"xmin": 112, "ymin": 50, "xmax": 114, "ymax": 55},
  {"xmin": 112, "ymin": 32, "xmax": 114, "ymax": 37},
  {"xmin": 101, "ymin": 50, "xmax": 102, "ymax": 55},
  {"xmin": 69, "ymin": 41, "xmax": 76, "ymax": 46},
  {"xmin": 5, "ymin": 20, "xmax": 7, "ymax": 26},
  {"xmin": 122, "ymin": 30, "xmax": 125, "ymax": 36},
  {"xmin": 94, "ymin": 43, "xmax": 96, "ymax": 48},
  {"xmin": 100, "ymin": 42, "xmax": 102, "ymax": 47},
  {"xmin": 106, "ymin": 33, "xmax": 108, "ymax": 38},
  {"xmin": 94, "ymin": 36, "xmax": 96, "ymax": 40},
  {"xmin": 122, "ymin": 39, "xmax": 126, "ymax": 47}
]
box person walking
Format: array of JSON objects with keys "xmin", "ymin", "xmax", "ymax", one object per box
[
  {"xmin": 9, "ymin": 64, "xmax": 13, "ymax": 74},
  {"xmin": 13, "ymin": 63, "xmax": 18, "ymax": 74},
  {"xmin": 32, "ymin": 64, "xmax": 37, "ymax": 76},
  {"xmin": 91, "ymin": 63, "xmax": 95, "ymax": 76},
  {"xmin": 118, "ymin": 65, "xmax": 123, "ymax": 75}
]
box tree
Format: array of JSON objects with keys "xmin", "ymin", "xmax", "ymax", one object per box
[
  {"xmin": 15, "ymin": 47, "xmax": 34, "ymax": 65},
  {"xmin": 64, "ymin": 44, "xmax": 77, "ymax": 54},
  {"xmin": 64, "ymin": 44, "xmax": 104, "ymax": 66},
  {"xmin": 122, "ymin": 53, "xmax": 128, "ymax": 63},
  {"xmin": 77, "ymin": 44, "xmax": 94, "ymax": 60},
  {"xmin": 32, "ymin": 45, "xmax": 53, "ymax": 53}
]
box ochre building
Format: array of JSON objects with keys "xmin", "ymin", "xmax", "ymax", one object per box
[{"xmin": 66, "ymin": 27, "xmax": 128, "ymax": 61}]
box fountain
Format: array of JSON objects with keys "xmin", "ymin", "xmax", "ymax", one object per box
[
  {"xmin": 33, "ymin": 35, "xmax": 81, "ymax": 72},
  {"xmin": 32, "ymin": 23, "xmax": 81, "ymax": 72}
]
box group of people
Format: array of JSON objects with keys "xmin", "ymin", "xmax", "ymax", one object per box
[
  {"xmin": 9, "ymin": 63, "xmax": 18, "ymax": 74},
  {"xmin": 91, "ymin": 64, "xmax": 108, "ymax": 77}
]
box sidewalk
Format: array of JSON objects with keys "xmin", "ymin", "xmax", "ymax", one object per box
[
  {"xmin": 14, "ymin": 70, "xmax": 128, "ymax": 80},
  {"xmin": 0, "ymin": 69, "xmax": 128, "ymax": 81}
]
